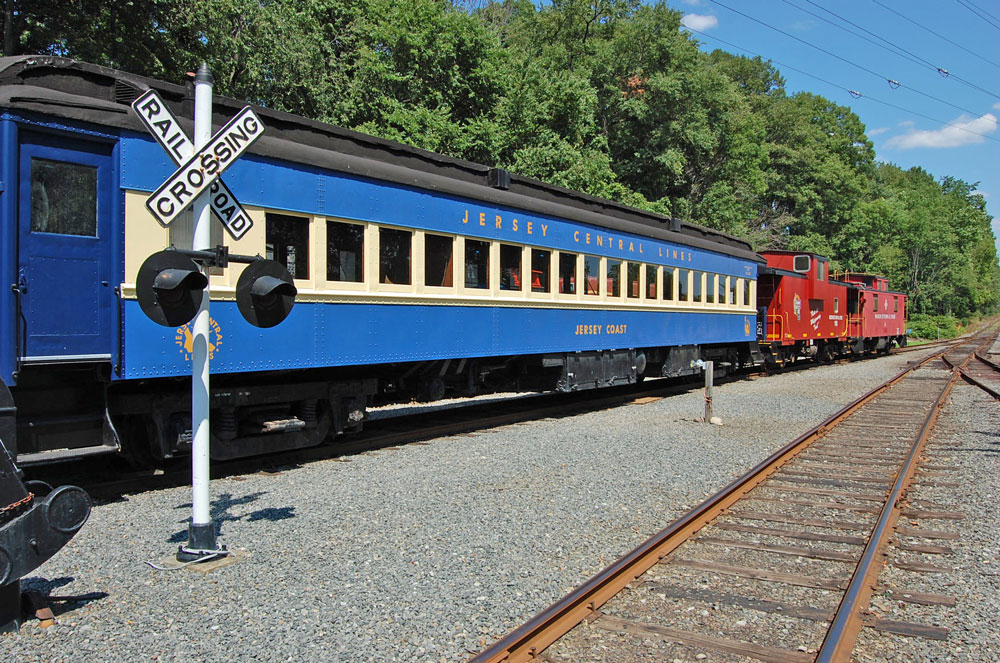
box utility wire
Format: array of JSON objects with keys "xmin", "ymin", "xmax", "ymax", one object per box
[
  {"xmin": 872, "ymin": 0, "xmax": 1000, "ymax": 72},
  {"xmin": 684, "ymin": 27, "xmax": 1000, "ymax": 145},
  {"xmin": 707, "ymin": 0, "xmax": 993, "ymax": 119},
  {"xmin": 795, "ymin": 0, "xmax": 1000, "ymax": 99},
  {"xmin": 961, "ymin": 0, "xmax": 1000, "ymax": 26},
  {"xmin": 955, "ymin": 0, "xmax": 1000, "ymax": 32}
]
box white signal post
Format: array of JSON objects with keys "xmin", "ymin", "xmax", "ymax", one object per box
[
  {"xmin": 183, "ymin": 63, "xmax": 222, "ymax": 562},
  {"xmin": 130, "ymin": 65, "xmax": 272, "ymax": 562}
]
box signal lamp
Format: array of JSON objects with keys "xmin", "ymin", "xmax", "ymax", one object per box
[
  {"xmin": 236, "ymin": 259, "xmax": 297, "ymax": 328},
  {"xmin": 136, "ymin": 250, "xmax": 208, "ymax": 327}
]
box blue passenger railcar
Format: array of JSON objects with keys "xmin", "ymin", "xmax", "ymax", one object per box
[{"xmin": 0, "ymin": 57, "xmax": 762, "ymax": 465}]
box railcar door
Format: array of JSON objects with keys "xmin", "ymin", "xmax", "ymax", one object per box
[{"xmin": 16, "ymin": 131, "xmax": 114, "ymax": 363}]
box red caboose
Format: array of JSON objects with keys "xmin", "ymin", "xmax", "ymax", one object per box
[
  {"xmin": 756, "ymin": 252, "xmax": 906, "ymax": 364},
  {"xmin": 837, "ymin": 272, "xmax": 908, "ymax": 352}
]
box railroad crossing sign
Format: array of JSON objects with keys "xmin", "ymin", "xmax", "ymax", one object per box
[{"xmin": 131, "ymin": 89, "xmax": 263, "ymax": 239}]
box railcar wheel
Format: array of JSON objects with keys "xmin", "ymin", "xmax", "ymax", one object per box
[
  {"xmin": 418, "ymin": 377, "xmax": 446, "ymax": 402},
  {"xmin": 123, "ymin": 416, "xmax": 163, "ymax": 469}
]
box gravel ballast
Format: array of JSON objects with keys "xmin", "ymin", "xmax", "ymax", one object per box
[{"xmin": 9, "ymin": 348, "xmax": 982, "ymax": 663}]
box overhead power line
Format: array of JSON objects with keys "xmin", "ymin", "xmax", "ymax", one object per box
[
  {"xmin": 955, "ymin": 0, "xmax": 1000, "ymax": 32},
  {"xmin": 791, "ymin": 0, "xmax": 1000, "ymax": 99},
  {"xmin": 707, "ymin": 0, "xmax": 994, "ymax": 120},
  {"xmin": 683, "ymin": 27, "xmax": 1000, "ymax": 145},
  {"xmin": 960, "ymin": 0, "xmax": 1000, "ymax": 26},
  {"xmin": 871, "ymin": 0, "xmax": 1000, "ymax": 72}
]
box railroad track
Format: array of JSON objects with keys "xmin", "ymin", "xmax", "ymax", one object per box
[
  {"xmin": 27, "ymin": 346, "xmax": 909, "ymax": 498},
  {"xmin": 471, "ymin": 330, "xmax": 995, "ymax": 663},
  {"xmin": 23, "ymin": 371, "xmax": 737, "ymax": 498}
]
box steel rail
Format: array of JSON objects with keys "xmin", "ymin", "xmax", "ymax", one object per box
[
  {"xmin": 814, "ymin": 355, "xmax": 959, "ymax": 662},
  {"xmin": 953, "ymin": 347, "xmax": 1000, "ymax": 399},
  {"xmin": 469, "ymin": 347, "xmax": 949, "ymax": 663},
  {"xmin": 974, "ymin": 352, "xmax": 1000, "ymax": 372},
  {"xmin": 956, "ymin": 367, "xmax": 1000, "ymax": 399}
]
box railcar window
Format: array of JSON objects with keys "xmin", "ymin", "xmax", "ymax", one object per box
[
  {"xmin": 379, "ymin": 227, "xmax": 412, "ymax": 285},
  {"xmin": 327, "ymin": 221, "xmax": 364, "ymax": 282},
  {"xmin": 834, "ymin": 298, "xmax": 839, "ymax": 314},
  {"xmin": 693, "ymin": 271, "xmax": 703, "ymax": 303},
  {"xmin": 627, "ymin": 262, "xmax": 640, "ymax": 299},
  {"xmin": 500, "ymin": 244, "xmax": 522, "ymax": 291},
  {"xmin": 678, "ymin": 268, "xmax": 689, "ymax": 302},
  {"xmin": 894, "ymin": 297, "xmax": 898, "ymax": 313},
  {"xmin": 465, "ymin": 239, "xmax": 490, "ymax": 289},
  {"xmin": 585, "ymin": 256, "xmax": 602, "ymax": 296},
  {"xmin": 817, "ymin": 261, "xmax": 826, "ymax": 280},
  {"xmin": 717, "ymin": 276, "xmax": 726, "ymax": 305},
  {"xmin": 646, "ymin": 265, "xmax": 658, "ymax": 299},
  {"xmin": 873, "ymin": 294, "xmax": 879, "ymax": 312},
  {"xmin": 728, "ymin": 277, "xmax": 736, "ymax": 306},
  {"xmin": 558, "ymin": 253, "xmax": 577, "ymax": 294},
  {"xmin": 744, "ymin": 279, "xmax": 751, "ymax": 307},
  {"xmin": 424, "ymin": 233, "xmax": 453, "ymax": 287},
  {"xmin": 266, "ymin": 212, "xmax": 310, "ymax": 279},
  {"xmin": 531, "ymin": 249, "xmax": 550, "ymax": 293},
  {"xmin": 30, "ymin": 158, "xmax": 97, "ymax": 236},
  {"xmin": 603, "ymin": 258, "xmax": 619, "ymax": 297},
  {"xmin": 663, "ymin": 268, "xmax": 674, "ymax": 301}
]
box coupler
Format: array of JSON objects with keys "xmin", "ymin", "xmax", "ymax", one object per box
[{"xmin": 0, "ymin": 384, "xmax": 91, "ymax": 631}]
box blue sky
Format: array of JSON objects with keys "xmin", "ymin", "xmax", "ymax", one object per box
[{"xmin": 669, "ymin": 0, "xmax": 999, "ymax": 240}]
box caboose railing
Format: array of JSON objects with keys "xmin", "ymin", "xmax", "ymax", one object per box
[{"xmin": 766, "ymin": 313, "xmax": 786, "ymax": 341}]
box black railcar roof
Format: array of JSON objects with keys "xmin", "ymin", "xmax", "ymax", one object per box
[{"xmin": 0, "ymin": 56, "xmax": 762, "ymax": 263}]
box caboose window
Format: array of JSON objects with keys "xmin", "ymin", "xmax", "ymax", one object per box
[
  {"xmin": 894, "ymin": 297, "xmax": 898, "ymax": 313},
  {"xmin": 678, "ymin": 269, "xmax": 689, "ymax": 301},
  {"xmin": 873, "ymin": 294, "xmax": 879, "ymax": 312},
  {"xmin": 266, "ymin": 212, "xmax": 310, "ymax": 279},
  {"xmin": 585, "ymin": 256, "xmax": 601, "ymax": 296},
  {"xmin": 327, "ymin": 221, "xmax": 364, "ymax": 282},
  {"xmin": 558, "ymin": 252, "xmax": 577, "ymax": 294},
  {"xmin": 663, "ymin": 268, "xmax": 674, "ymax": 301},
  {"xmin": 834, "ymin": 298, "xmax": 840, "ymax": 314},
  {"xmin": 31, "ymin": 158, "xmax": 97, "ymax": 236},
  {"xmin": 424, "ymin": 233, "xmax": 453, "ymax": 287},
  {"xmin": 627, "ymin": 262, "xmax": 640, "ymax": 299},
  {"xmin": 604, "ymin": 259, "xmax": 619, "ymax": 297},
  {"xmin": 793, "ymin": 255, "xmax": 810, "ymax": 273},
  {"xmin": 817, "ymin": 261, "xmax": 826, "ymax": 281},
  {"xmin": 531, "ymin": 249, "xmax": 550, "ymax": 293},
  {"xmin": 645, "ymin": 265, "xmax": 658, "ymax": 299},
  {"xmin": 379, "ymin": 227, "xmax": 411, "ymax": 285},
  {"xmin": 500, "ymin": 244, "xmax": 522, "ymax": 291},
  {"xmin": 465, "ymin": 239, "xmax": 490, "ymax": 289}
]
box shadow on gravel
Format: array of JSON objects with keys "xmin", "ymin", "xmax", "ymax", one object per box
[
  {"xmin": 20, "ymin": 576, "xmax": 109, "ymax": 617},
  {"xmin": 168, "ymin": 492, "xmax": 296, "ymax": 542}
]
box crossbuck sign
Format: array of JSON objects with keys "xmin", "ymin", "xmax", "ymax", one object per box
[{"xmin": 131, "ymin": 89, "xmax": 264, "ymax": 239}]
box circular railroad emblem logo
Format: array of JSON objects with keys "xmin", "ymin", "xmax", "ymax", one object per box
[{"xmin": 174, "ymin": 317, "xmax": 224, "ymax": 361}]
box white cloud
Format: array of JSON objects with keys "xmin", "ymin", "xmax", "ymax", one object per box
[
  {"xmin": 994, "ymin": 101, "xmax": 1000, "ymax": 110},
  {"xmin": 884, "ymin": 113, "xmax": 997, "ymax": 149},
  {"xmin": 867, "ymin": 126, "xmax": 889, "ymax": 136},
  {"xmin": 681, "ymin": 13, "xmax": 718, "ymax": 30}
]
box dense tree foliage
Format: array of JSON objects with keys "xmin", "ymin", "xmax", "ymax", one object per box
[{"xmin": 7, "ymin": 0, "xmax": 997, "ymax": 323}]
